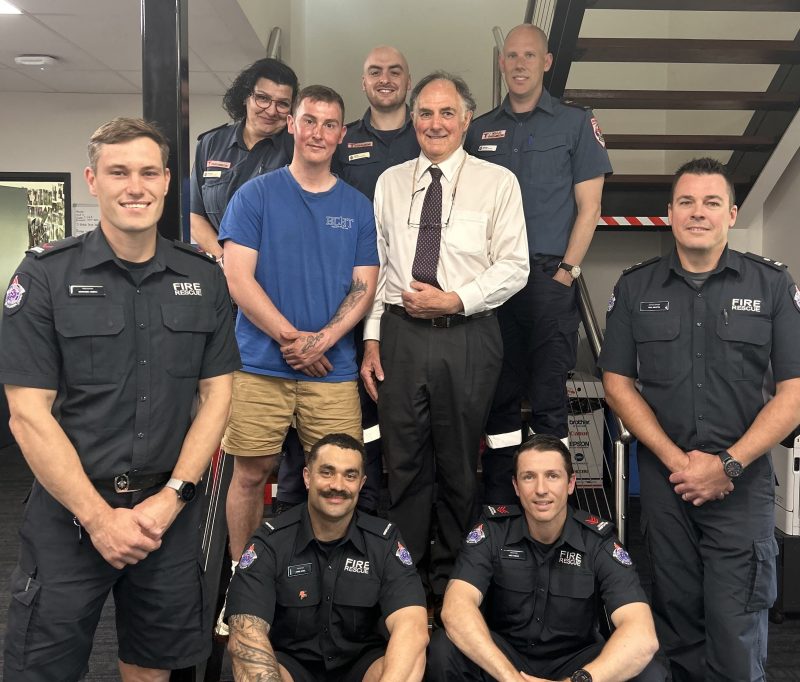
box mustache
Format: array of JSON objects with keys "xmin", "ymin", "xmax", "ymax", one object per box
[{"xmin": 320, "ymin": 489, "xmax": 354, "ymax": 499}]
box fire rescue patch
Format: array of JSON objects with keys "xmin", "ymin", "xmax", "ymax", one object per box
[
  {"xmin": 481, "ymin": 130, "xmax": 506, "ymax": 140},
  {"xmin": 348, "ymin": 141, "xmax": 373, "ymax": 149},
  {"xmin": 207, "ymin": 160, "xmax": 231, "ymax": 169},
  {"xmin": 173, "ymin": 282, "xmax": 202, "ymax": 296},
  {"xmin": 239, "ymin": 543, "xmax": 257, "ymax": 569},
  {"xmin": 395, "ymin": 542, "xmax": 413, "ymax": 566},
  {"xmin": 591, "ymin": 117, "xmax": 605, "ymax": 148},
  {"xmin": 557, "ymin": 549, "xmax": 583, "ymax": 567},
  {"xmin": 611, "ymin": 542, "xmax": 633, "ymax": 566},
  {"xmin": 731, "ymin": 298, "xmax": 761, "ymax": 312},
  {"xmin": 793, "ymin": 284, "xmax": 800, "ymax": 313},
  {"xmin": 349, "ymin": 152, "xmax": 371, "ymax": 161},
  {"xmin": 4, "ymin": 274, "xmax": 29, "ymax": 315},
  {"xmin": 466, "ymin": 523, "xmax": 486, "ymax": 544},
  {"xmin": 478, "ymin": 145, "xmax": 497, "ymax": 152},
  {"xmin": 344, "ymin": 558, "xmax": 370, "ymax": 574}
]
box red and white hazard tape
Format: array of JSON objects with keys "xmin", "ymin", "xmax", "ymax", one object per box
[{"xmin": 599, "ymin": 216, "xmax": 669, "ymax": 227}]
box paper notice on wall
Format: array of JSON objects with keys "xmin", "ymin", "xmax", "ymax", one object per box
[{"xmin": 72, "ymin": 203, "xmax": 99, "ymax": 236}]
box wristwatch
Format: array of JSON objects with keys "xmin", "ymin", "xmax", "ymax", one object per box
[
  {"xmin": 558, "ymin": 261, "xmax": 581, "ymax": 279},
  {"xmin": 570, "ymin": 670, "xmax": 592, "ymax": 682},
  {"xmin": 165, "ymin": 478, "xmax": 196, "ymax": 502},
  {"xmin": 718, "ymin": 451, "xmax": 743, "ymax": 479}
]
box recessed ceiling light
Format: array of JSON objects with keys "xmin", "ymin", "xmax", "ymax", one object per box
[
  {"xmin": 15, "ymin": 54, "xmax": 57, "ymax": 67},
  {"xmin": 0, "ymin": 0, "xmax": 22, "ymax": 14}
]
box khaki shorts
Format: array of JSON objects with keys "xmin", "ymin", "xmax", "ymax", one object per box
[{"xmin": 222, "ymin": 371, "xmax": 362, "ymax": 456}]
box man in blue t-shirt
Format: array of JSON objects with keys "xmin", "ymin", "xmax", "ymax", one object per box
[{"xmin": 219, "ymin": 85, "xmax": 379, "ymax": 567}]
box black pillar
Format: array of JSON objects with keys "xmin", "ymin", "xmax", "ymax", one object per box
[{"xmin": 141, "ymin": 0, "xmax": 189, "ymax": 242}]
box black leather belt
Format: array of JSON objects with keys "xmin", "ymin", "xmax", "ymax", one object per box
[
  {"xmin": 94, "ymin": 471, "xmax": 171, "ymax": 494},
  {"xmin": 385, "ymin": 303, "xmax": 494, "ymax": 329}
]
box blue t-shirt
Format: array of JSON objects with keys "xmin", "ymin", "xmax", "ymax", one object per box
[{"xmin": 219, "ymin": 167, "xmax": 378, "ymax": 381}]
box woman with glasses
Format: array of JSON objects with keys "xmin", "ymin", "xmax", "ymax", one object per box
[{"xmin": 189, "ymin": 58, "xmax": 298, "ymax": 261}]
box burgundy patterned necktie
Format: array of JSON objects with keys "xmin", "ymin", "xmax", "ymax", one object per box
[{"xmin": 411, "ymin": 166, "xmax": 443, "ymax": 288}]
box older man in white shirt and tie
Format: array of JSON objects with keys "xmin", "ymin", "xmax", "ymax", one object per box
[{"xmin": 361, "ymin": 70, "xmax": 529, "ymax": 613}]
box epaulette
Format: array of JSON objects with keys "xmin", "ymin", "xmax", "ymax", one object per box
[
  {"xmin": 26, "ymin": 236, "xmax": 81, "ymax": 258},
  {"xmin": 483, "ymin": 504, "xmax": 521, "ymax": 519},
  {"xmin": 261, "ymin": 506, "xmax": 303, "ymax": 534},
  {"xmin": 622, "ymin": 256, "xmax": 660, "ymax": 276},
  {"xmin": 743, "ymin": 252, "xmax": 789, "ymax": 270},
  {"xmin": 573, "ymin": 508, "xmax": 614, "ymax": 537},
  {"xmin": 173, "ymin": 240, "xmax": 217, "ymax": 263},
  {"xmin": 471, "ymin": 108, "xmax": 500, "ymax": 125},
  {"xmin": 560, "ymin": 98, "xmax": 590, "ymax": 111},
  {"xmin": 196, "ymin": 122, "xmax": 229, "ymax": 141},
  {"xmin": 356, "ymin": 513, "xmax": 396, "ymax": 540}
]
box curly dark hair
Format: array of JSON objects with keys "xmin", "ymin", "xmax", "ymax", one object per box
[{"xmin": 222, "ymin": 58, "xmax": 299, "ymax": 121}]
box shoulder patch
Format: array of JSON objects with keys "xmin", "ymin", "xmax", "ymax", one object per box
[
  {"xmin": 26, "ymin": 236, "xmax": 81, "ymax": 259},
  {"xmin": 356, "ymin": 512, "xmax": 395, "ymax": 540},
  {"xmin": 173, "ymin": 240, "xmax": 217, "ymax": 263},
  {"xmin": 560, "ymin": 98, "xmax": 590, "ymax": 111},
  {"xmin": 622, "ymin": 256, "xmax": 660, "ymax": 276},
  {"xmin": 605, "ymin": 539, "xmax": 634, "ymax": 567},
  {"xmin": 743, "ymin": 252, "xmax": 789, "ymax": 270},
  {"xmin": 465, "ymin": 523, "xmax": 487, "ymax": 545},
  {"xmin": 483, "ymin": 504, "xmax": 521, "ymax": 519},
  {"xmin": 4, "ymin": 273, "xmax": 31, "ymax": 315},
  {"xmin": 196, "ymin": 122, "xmax": 228, "ymax": 141},
  {"xmin": 574, "ymin": 508, "xmax": 614, "ymax": 536},
  {"xmin": 791, "ymin": 283, "xmax": 800, "ymax": 314}
]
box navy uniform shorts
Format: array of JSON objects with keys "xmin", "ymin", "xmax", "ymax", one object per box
[{"xmin": 3, "ymin": 482, "xmax": 209, "ymax": 681}]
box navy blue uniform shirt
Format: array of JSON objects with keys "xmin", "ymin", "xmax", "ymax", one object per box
[
  {"xmin": 599, "ymin": 248, "xmax": 800, "ymax": 452},
  {"xmin": 333, "ymin": 108, "xmax": 420, "ymax": 202},
  {"xmin": 465, "ymin": 90, "xmax": 612, "ymax": 257},
  {"xmin": 190, "ymin": 120, "xmax": 293, "ymax": 230}
]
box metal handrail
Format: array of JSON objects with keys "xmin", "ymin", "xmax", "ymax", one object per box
[
  {"xmin": 576, "ymin": 274, "xmax": 631, "ymax": 542},
  {"xmin": 266, "ymin": 27, "xmax": 281, "ymax": 59},
  {"xmin": 491, "ymin": 26, "xmax": 505, "ymax": 108}
]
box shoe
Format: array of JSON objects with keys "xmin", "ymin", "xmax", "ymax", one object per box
[{"xmin": 271, "ymin": 498, "xmax": 299, "ymax": 516}]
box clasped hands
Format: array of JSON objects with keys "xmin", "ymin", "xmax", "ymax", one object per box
[{"xmin": 669, "ymin": 450, "xmax": 734, "ymax": 506}]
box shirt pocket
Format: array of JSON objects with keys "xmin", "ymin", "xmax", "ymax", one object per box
[
  {"xmin": 444, "ymin": 210, "xmax": 488, "ymax": 256},
  {"xmin": 715, "ymin": 314, "xmax": 771, "ymax": 381},
  {"xmin": 54, "ymin": 304, "xmax": 125, "ymax": 385},
  {"xmin": 522, "ymin": 134, "xmax": 570, "ymax": 185},
  {"xmin": 161, "ymin": 303, "xmax": 216, "ymax": 378},
  {"xmin": 632, "ymin": 313, "xmax": 681, "ymax": 383},
  {"xmin": 490, "ymin": 566, "xmax": 535, "ymax": 628},
  {"xmin": 200, "ymin": 172, "xmax": 232, "ymax": 226},
  {"xmin": 333, "ymin": 573, "xmax": 382, "ymax": 639},
  {"xmin": 275, "ymin": 579, "xmax": 320, "ymax": 642},
  {"xmin": 547, "ymin": 569, "xmax": 596, "ymax": 638}
]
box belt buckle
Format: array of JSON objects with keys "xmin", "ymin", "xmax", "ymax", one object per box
[
  {"xmin": 431, "ymin": 316, "xmax": 451, "ymax": 329},
  {"xmin": 114, "ymin": 473, "xmax": 130, "ymax": 493}
]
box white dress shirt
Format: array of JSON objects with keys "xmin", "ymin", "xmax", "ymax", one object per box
[{"xmin": 364, "ymin": 147, "xmax": 529, "ymax": 341}]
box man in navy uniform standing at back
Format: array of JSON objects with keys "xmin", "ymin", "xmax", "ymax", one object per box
[{"xmin": 466, "ymin": 23, "xmax": 612, "ymax": 504}]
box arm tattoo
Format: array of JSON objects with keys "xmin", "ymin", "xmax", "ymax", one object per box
[
  {"xmin": 326, "ymin": 277, "xmax": 369, "ymax": 328},
  {"xmin": 228, "ymin": 614, "xmax": 281, "ymax": 682},
  {"xmin": 300, "ymin": 332, "xmax": 324, "ymax": 354}
]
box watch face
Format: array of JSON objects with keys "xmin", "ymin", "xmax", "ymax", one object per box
[
  {"xmin": 724, "ymin": 458, "xmax": 744, "ymax": 478},
  {"xmin": 179, "ymin": 481, "xmax": 196, "ymax": 502},
  {"xmin": 571, "ymin": 266, "xmax": 581, "ymax": 278},
  {"xmin": 571, "ymin": 671, "xmax": 592, "ymax": 682}
]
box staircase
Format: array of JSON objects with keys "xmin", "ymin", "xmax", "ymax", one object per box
[{"xmin": 536, "ymin": 0, "xmax": 800, "ymax": 228}]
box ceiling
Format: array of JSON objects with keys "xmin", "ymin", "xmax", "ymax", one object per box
[{"xmin": 0, "ymin": 0, "xmax": 266, "ymax": 95}]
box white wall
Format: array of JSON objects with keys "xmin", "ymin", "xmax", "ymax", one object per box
[
  {"xmin": 0, "ymin": 92, "xmax": 227, "ymax": 207},
  {"xmin": 763, "ymin": 147, "xmax": 800, "ymax": 273}
]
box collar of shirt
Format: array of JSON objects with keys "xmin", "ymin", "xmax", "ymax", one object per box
[
  {"xmin": 233, "ymin": 119, "xmax": 282, "ymax": 152},
  {"xmin": 80, "ymin": 226, "xmax": 192, "ymax": 278},
  {"xmin": 415, "ymin": 146, "xmax": 466, "ymax": 185},
  {"xmin": 293, "ymin": 505, "xmax": 367, "ymax": 555},
  {"xmin": 504, "ymin": 506, "xmax": 588, "ymax": 554},
  {"xmin": 360, "ymin": 106, "xmax": 414, "ymax": 138},
  {"xmin": 663, "ymin": 245, "xmax": 742, "ymax": 286},
  {"xmin": 496, "ymin": 87, "xmax": 555, "ymax": 121}
]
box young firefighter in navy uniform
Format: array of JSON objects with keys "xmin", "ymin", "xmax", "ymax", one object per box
[
  {"xmin": 428, "ymin": 435, "xmax": 665, "ymax": 682},
  {"xmin": 600, "ymin": 158, "xmax": 800, "ymax": 681},
  {"xmin": 1, "ymin": 117, "xmax": 240, "ymax": 681},
  {"xmin": 226, "ymin": 433, "xmax": 428, "ymax": 682},
  {"xmin": 465, "ymin": 24, "xmax": 612, "ymax": 504}
]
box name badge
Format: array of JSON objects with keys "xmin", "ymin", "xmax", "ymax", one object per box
[
  {"xmin": 639, "ymin": 301, "xmax": 669, "ymax": 312},
  {"xmin": 500, "ymin": 548, "xmax": 526, "ymax": 561},
  {"xmin": 203, "ymin": 170, "xmax": 222, "ymax": 178},
  {"xmin": 349, "ymin": 152, "xmax": 370, "ymax": 161},
  {"xmin": 478, "ymin": 145, "xmax": 497, "ymax": 152},
  {"xmin": 287, "ymin": 563, "xmax": 312, "ymax": 578},
  {"xmin": 68, "ymin": 284, "xmax": 105, "ymax": 297}
]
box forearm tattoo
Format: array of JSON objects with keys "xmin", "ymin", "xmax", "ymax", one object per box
[
  {"xmin": 326, "ymin": 277, "xmax": 369, "ymax": 328},
  {"xmin": 229, "ymin": 614, "xmax": 281, "ymax": 682}
]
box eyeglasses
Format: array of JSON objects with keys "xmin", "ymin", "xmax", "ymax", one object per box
[
  {"xmin": 407, "ymin": 156, "xmax": 467, "ymax": 230},
  {"xmin": 250, "ymin": 92, "xmax": 292, "ymax": 114}
]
